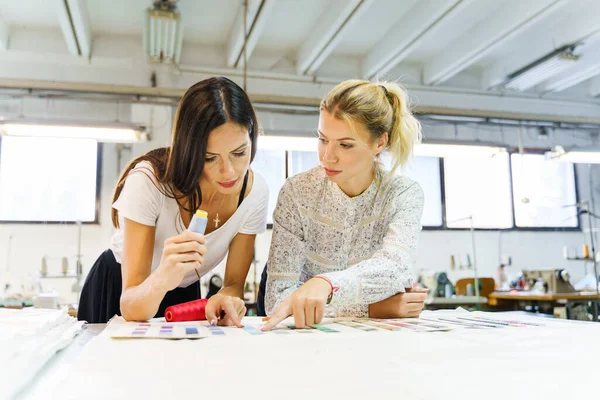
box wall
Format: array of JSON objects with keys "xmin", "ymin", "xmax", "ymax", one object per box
[{"xmin": 0, "ymin": 101, "xmax": 599, "ymax": 304}]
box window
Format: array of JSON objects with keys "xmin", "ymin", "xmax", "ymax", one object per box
[
  {"xmin": 0, "ymin": 137, "xmax": 99, "ymax": 222},
  {"xmin": 404, "ymin": 156, "xmax": 443, "ymax": 227},
  {"xmin": 252, "ymin": 139, "xmax": 580, "ymax": 231},
  {"xmin": 444, "ymin": 152, "xmax": 513, "ymax": 229},
  {"xmin": 288, "ymin": 151, "xmax": 319, "ymax": 176},
  {"xmin": 511, "ymin": 153, "xmax": 578, "ymax": 228},
  {"xmin": 251, "ymin": 149, "xmax": 286, "ymax": 224}
]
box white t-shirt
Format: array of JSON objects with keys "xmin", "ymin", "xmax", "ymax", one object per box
[{"xmin": 110, "ymin": 161, "xmax": 269, "ymax": 288}]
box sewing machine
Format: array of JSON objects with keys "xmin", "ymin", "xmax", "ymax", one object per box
[{"xmin": 522, "ymin": 269, "xmax": 576, "ymax": 294}]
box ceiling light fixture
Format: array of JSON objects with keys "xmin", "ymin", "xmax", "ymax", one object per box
[
  {"xmin": 0, "ymin": 120, "xmax": 148, "ymax": 143},
  {"xmin": 546, "ymin": 145, "xmax": 600, "ymax": 164},
  {"xmin": 502, "ymin": 44, "xmax": 580, "ymax": 91},
  {"xmin": 143, "ymin": 0, "xmax": 183, "ymax": 64}
]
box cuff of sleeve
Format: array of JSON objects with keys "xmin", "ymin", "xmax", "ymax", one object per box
[{"xmin": 318, "ymin": 273, "xmax": 350, "ymax": 308}]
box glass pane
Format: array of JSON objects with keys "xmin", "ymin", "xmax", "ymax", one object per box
[
  {"xmin": 404, "ymin": 156, "xmax": 443, "ymax": 227},
  {"xmin": 381, "ymin": 153, "xmax": 443, "ymax": 227},
  {"xmin": 251, "ymin": 149, "xmax": 286, "ymax": 224},
  {"xmin": 444, "ymin": 152, "xmax": 513, "ymax": 229},
  {"xmin": 0, "ymin": 137, "xmax": 98, "ymax": 222},
  {"xmin": 511, "ymin": 153, "xmax": 578, "ymax": 228},
  {"xmin": 289, "ymin": 151, "xmax": 319, "ymax": 176}
]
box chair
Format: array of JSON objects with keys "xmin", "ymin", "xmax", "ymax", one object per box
[{"xmin": 455, "ymin": 277, "xmax": 495, "ymax": 297}]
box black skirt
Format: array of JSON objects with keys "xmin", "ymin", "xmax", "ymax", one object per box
[
  {"xmin": 256, "ymin": 264, "xmax": 268, "ymax": 317},
  {"xmin": 78, "ymin": 249, "xmax": 200, "ymax": 323}
]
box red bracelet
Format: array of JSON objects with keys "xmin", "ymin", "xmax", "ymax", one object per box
[{"xmin": 312, "ymin": 276, "xmax": 339, "ymax": 304}]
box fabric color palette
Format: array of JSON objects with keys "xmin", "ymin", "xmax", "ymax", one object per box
[{"xmin": 335, "ymin": 321, "xmax": 377, "ymax": 331}]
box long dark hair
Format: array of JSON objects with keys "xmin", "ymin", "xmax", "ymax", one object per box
[{"xmin": 111, "ymin": 77, "xmax": 260, "ymax": 228}]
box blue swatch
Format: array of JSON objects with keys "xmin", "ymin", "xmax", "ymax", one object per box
[{"xmin": 243, "ymin": 325, "xmax": 262, "ymax": 335}]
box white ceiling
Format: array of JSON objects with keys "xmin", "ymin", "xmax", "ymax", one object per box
[
  {"xmin": 0, "ymin": 0, "xmax": 600, "ymax": 110},
  {"xmin": 254, "ymin": 0, "xmax": 328, "ymax": 53},
  {"xmin": 334, "ymin": 0, "xmax": 418, "ymax": 57}
]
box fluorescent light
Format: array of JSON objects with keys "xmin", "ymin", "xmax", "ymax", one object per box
[
  {"xmin": 259, "ymin": 136, "xmax": 318, "ymax": 152},
  {"xmin": 425, "ymin": 115, "xmax": 487, "ymax": 123},
  {"xmin": 503, "ymin": 45, "xmax": 580, "ymax": 91},
  {"xmin": 143, "ymin": 1, "xmax": 183, "ymax": 64},
  {"xmin": 488, "ymin": 118, "xmax": 522, "ymax": 125},
  {"xmin": 0, "ymin": 120, "xmax": 146, "ymax": 143},
  {"xmin": 415, "ymin": 143, "xmax": 507, "ymax": 158},
  {"xmin": 544, "ymin": 63, "xmax": 600, "ymax": 92},
  {"xmin": 546, "ymin": 145, "xmax": 600, "ymax": 164}
]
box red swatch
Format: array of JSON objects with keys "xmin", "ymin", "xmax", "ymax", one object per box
[{"xmin": 164, "ymin": 298, "xmax": 208, "ymax": 322}]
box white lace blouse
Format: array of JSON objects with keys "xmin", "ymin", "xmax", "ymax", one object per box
[{"xmin": 265, "ymin": 165, "xmax": 424, "ymax": 317}]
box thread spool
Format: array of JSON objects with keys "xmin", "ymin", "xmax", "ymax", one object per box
[
  {"xmin": 164, "ymin": 298, "xmax": 208, "ymax": 322},
  {"xmin": 466, "ymin": 283, "xmax": 474, "ymax": 296},
  {"xmin": 445, "ymin": 284, "xmax": 452, "ymax": 298}
]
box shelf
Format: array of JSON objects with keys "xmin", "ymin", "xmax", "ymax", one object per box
[
  {"xmin": 40, "ymin": 274, "xmax": 80, "ymax": 279},
  {"xmin": 565, "ymin": 257, "xmax": 596, "ymax": 261},
  {"xmin": 425, "ymin": 296, "xmax": 487, "ymax": 305}
]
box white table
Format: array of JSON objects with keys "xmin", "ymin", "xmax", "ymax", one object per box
[{"xmin": 18, "ymin": 311, "xmax": 600, "ymax": 400}]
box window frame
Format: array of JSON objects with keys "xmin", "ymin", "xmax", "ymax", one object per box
[
  {"xmin": 508, "ymin": 148, "xmax": 581, "ymax": 232},
  {"xmin": 438, "ymin": 148, "xmax": 581, "ymax": 232},
  {"xmin": 441, "ymin": 150, "xmax": 515, "ymax": 231},
  {"xmin": 0, "ymin": 137, "xmax": 103, "ymax": 225}
]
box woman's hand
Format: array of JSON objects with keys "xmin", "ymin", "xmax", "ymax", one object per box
[
  {"xmin": 155, "ymin": 231, "xmax": 206, "ymax": 291},
  {"xmin": 205, "ymin": 294, "xmax": 246, "ymax": 328},
  {"xmin": 368, "ymin": 288, "xmax": 428, "ymax": 319},
  {"xmin": 261, "ymin": 277, "xmax": 332, "ymax": 331}
]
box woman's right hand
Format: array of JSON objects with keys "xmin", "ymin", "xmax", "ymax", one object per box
[
  {"xmin": 156, "ymin": 231, "xmax": 206, "ymax": 291},
  {"xmin": 368, "ymin": 288, "xmax": 428, "ymax": 319}
]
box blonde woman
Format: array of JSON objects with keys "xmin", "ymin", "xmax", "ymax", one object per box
[{"xmin": 261, "ymin": 80, "xmax": 426, "ymax": 330}]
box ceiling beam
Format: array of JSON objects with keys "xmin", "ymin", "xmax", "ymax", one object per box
[
  {"xmin": 482, "ymin": 2, "xmax": 600, "ymax": 90},
  {"xmin": 55, "ymin": 0, "xmax": 80, "ymax": 55},
  {"xmin": 55, "ymin": 0, "xmax": 92, "ymax": 57},
  {"xmin": 0, "ymin": 14, "xmax": 8, "ymax": 51},
  {"xmin": 423, "ymin": 0, "xmax": 565, "ymax": 86},
  {"xmin": 296, "ymin": 0, "xmax": 373, "ymax": 75},
  {"xmin": 237, "ymin": 0, "xmax": 276, "ymax": 68},
  {"xmin": 226, "ymin": 0, "xmax": 276, "ymax": 68},
  {"xmin": 67, "ymin": 0, "xmax": 92, "ymax": 58},
  {"xmin": 0, "ymin": 76, "xmax": 600, "ymax": 123},
  {"xmin": 590, "ymin": 76, "xmax": 600, "ymax": 97},
  {"xmin": 362, "ymin": 0, "xmax": 464, "ymax": 79}
]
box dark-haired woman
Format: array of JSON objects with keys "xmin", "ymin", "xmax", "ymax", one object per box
[{"xmin": 78, "ymin": 77, "xmax": 269, "ymax": 325}]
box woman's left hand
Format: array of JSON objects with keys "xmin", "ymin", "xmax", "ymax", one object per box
[
  {"xmin": 261, "ymin": 278, "xmax": 332, "ymax": 331},
  {"xmin": 205, "ymin": 293, "xmax": 246, "ymax": 327}
]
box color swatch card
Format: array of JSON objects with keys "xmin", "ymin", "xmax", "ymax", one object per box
[
  {"xmin": 367, "ymin": 318, "xmax": 454, "ymax": 332},
  {"xmin": 109, "ymin": 320, "xmax": 206, "ymax": 340},
  {"xmin": 417, "ymin": 314, "xmax": 545, "ymax": 330}
]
